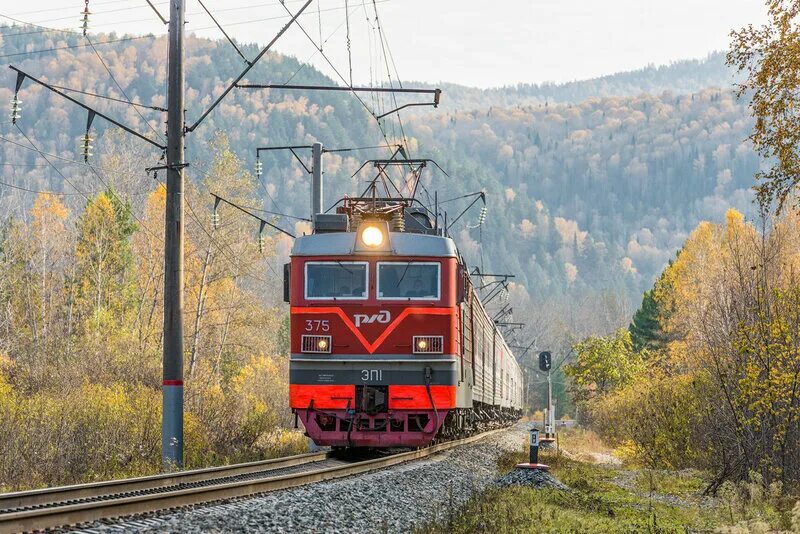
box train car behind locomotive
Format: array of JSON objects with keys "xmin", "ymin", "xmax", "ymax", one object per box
[{"xmin": 287, "ymin": 160, "xmax": 523, "ymax": 448}]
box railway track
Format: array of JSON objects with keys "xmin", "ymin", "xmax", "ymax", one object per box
[{"xmin": 0, "ymin": 429, "xmax": 501, "ymax": 534}]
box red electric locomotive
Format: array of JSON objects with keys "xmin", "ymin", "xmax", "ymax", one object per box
[{"xmin": 287, "ymin": 162, "xmax": 523, "ymax": 448}]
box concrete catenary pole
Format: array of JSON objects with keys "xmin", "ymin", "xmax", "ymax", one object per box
[
  {"xmin": 163, "ymin": 0, "xmax": 185, "ymax": 469},
  {"xmin": 311, "ymin": 142, "xmax": 323, "ymax": 224}
]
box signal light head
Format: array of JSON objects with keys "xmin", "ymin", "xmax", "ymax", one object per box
[{"xmin": 360, "ymin": 225, "xmax": 384, "ymax": 247}]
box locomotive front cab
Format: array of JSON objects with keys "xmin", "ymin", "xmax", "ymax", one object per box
[{"xmin": 288, "ymin": 226, "xmax": 465, "ymax": 447}]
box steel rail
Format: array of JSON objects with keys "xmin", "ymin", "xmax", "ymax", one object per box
[
  {"xmin": 0, "ymin": 429, "xmax": 502, "ymax": 533},
  {"xmin": 0, "ymin": 451, "xmax": 328, "ymax": 512}
]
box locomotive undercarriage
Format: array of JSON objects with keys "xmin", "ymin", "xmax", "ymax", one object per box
[
  {"xmin": 436, "ymin": 403, "xmax": 522, "ymax": 442},
  {"xmin": 296, "ymin": 399, "xmax": 521, "ymax": 449}
]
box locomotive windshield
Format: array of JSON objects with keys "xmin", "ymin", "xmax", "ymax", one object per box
[
  {"xmin": 377, "ymin": 262, "xmax": 440, "ymax": 300},
  {"xmin": 305, "ymin": 262, "xmax": 368, "ymax": 299}
]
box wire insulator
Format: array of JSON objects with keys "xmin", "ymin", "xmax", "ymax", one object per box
[
  {"xmin": 79, "ymin": 133, "xmax": 93, "ymax": 163},
  {"xmin": 467, "ymin": 205, "xmax": 488, "ymax": 230},
  {"xmin": 10, "ymin": 96, "xmax": 21, "ymax": 124},
  {"xmin": 257, "ymin": 232, "xmax": 265, "ymax": 254},
  {"xmin": 477, "ymin": 206, "xmax": 487, "ymax": 226},
  {"xmin": 80, "ymin": 0, "xmax": 91, "ymax": 36},
  {"xmin": 211, "ymin": 211, "xmax": 220, "ymax": 230},
  {"xmin": 255, "ymin": 158, "xmax": 263, "ymax": 177}
]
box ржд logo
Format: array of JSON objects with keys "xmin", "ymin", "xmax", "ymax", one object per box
[{"xmin": 354, "ymin": 310, "xmax": 391, "ymax": 328}]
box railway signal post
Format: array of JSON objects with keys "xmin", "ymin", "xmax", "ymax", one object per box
[{"xmin": 538, "ymin": 351, "xmax": 556, "ymax": 448}]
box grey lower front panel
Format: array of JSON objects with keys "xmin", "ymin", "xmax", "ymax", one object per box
[
  {"xmin": 289, "ymin": 356, "xmax": 458, "ymax": 386},
  {"xmin": 290, "ymin": 354, "xmax": 475, "ymax": 409}
]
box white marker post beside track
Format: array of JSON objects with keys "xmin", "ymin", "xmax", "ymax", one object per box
[{"xmin": 515, "ymin": 427, "xmax": 549, "ymax": 470}]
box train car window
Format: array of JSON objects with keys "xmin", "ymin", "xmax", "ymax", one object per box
[
  {"xmin": 304, "ymin": 262, "xmax": 368, "ymax": 300},
  {"xmin": 376, "ymin": 262, "xmax": 440, "ymax": 300}
]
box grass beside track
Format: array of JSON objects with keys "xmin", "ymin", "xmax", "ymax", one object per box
[{"xmin": 416, "ymin": 428, "xmax": 800, "ymax": 534}]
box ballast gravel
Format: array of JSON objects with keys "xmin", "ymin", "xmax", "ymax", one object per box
[
  {"xmin": 74, "ymin": 426, "xmax": 536, "ymax": 534},
  {"xmin": 494, "ymin": 466, "xmax": 570, "ymax": 491}
]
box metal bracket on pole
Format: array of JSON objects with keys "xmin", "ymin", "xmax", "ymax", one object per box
[
  {"xmin": 447, "ymin": 192, "xmax": 485, "ymax": 231},
  {"xmin": 82, "ymin": 110, "xmax": 96, "ymax": 163},
  {"xmin": 14, "ymin": 70, "xmax": 25, "ymax": 94},
  {"xmin": 144, "ymin": 0, "xmax": 168, "ymax": 24},
  {"xmin": 145, "ymin": 162, "xmax": 189, "ymax": 181},
  {"xmin": 211, "ymin": 193, "xmax": 296, "ymax": 239},
  {"xmin": 185, "ymin": 0, "xmax": 313, "ymax": 133},
  {"xmin": 212, "ymin": 196, "xmax": 221, "ymax": 229},
  {"xmin": 236, "ymin": 84, "xmax": 442, "ymax": 120},
  {"xmin": 290, "ymin": 148, "xmax": 312, "ymax": 174},
  {"xmin": 85, "ymin": 110, "xmax": 96, "ymax": 132},
  {"xmin": 256, "ymin": 145, "xmax": 313, "ymax": 174},
  {"xmin": 257, "ymin": 220, "xmax": 267, "ymax": 253},
  {"xmin": 8, "ymin": 66, "xmax": 166, "ymax": 151}
]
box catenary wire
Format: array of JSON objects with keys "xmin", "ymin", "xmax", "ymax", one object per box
[
  {"xmin": 14, "ymin": 124, "xmax": 89, "ymax": 200},
  {"xmin": 275, "ymin": 1, "xmax": 399, "ymax": 161},
  {"xmin": 0, "ymin": 178, "xmax": 86, "ymax": 196},
  {"xmin": 0, "ymin": 134, "xmax": 162, "ymax": 187},
  {"xmin": 0, "ymin": 34, "xmax": 157, "ymax": 59},
  {"xmin": 50, "ymin": 85, "xmax": 167, "ymax": 112},
  {"xmin": 85, "ymin": 34, "xmax": 167, "ymax": 143}
]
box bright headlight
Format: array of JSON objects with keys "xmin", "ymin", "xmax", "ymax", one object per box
[
  {"xmin": 360, "ymin": 225, "xmax": 384, "ymax": 247},
  {"xmin": 413, "ymin": 335, "xmax": 443, "ymax": 354},
  {"xmin": 317, "ymin": 338, "xmax": 329, "ymax": 351}
]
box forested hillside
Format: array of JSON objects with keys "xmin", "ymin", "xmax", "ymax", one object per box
[
  {"xmin": 405, "ymin": 87, "xmax": 759, "ymax": 297},
  {"xmin": 0, "ymin": 28, "xmax": 756, "ymax": 305}
]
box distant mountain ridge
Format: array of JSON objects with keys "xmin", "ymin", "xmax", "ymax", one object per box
[{"xmin": 399, "ymin": 52, "xmax": 735, "ymax": 112}]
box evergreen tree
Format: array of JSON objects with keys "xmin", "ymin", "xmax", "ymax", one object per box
[{"xmin": 628, "ymin": 288, "xmax": 665, "ymax": 352}]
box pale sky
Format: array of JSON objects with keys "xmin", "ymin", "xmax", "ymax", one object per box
[{"xmin": 2, "ymin": 1, "xmax": 767, "ymax": 88}]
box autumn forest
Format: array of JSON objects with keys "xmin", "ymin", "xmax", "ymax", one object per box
[{"xmin": 0, "ymin": 1, "xmax": 799, "ymax": 517}]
